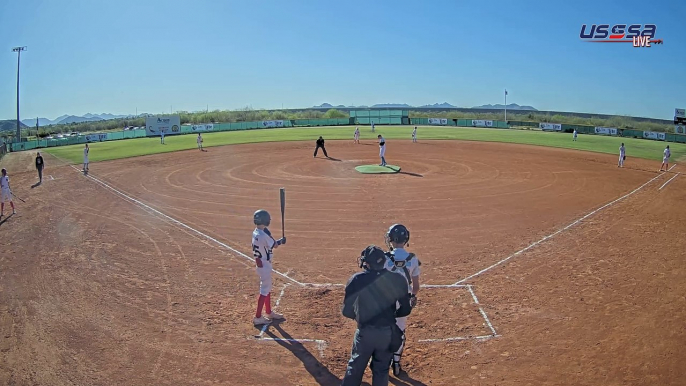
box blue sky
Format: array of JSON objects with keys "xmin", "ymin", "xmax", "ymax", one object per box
[{"xmin": 1, "ymin": 0, "xmax": 684, "ymax": 120}]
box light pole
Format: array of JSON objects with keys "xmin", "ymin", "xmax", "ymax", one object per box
[
  {"xmin": 12, "ymin": 46, "xmax": 27, "ymax": 142},
  {"xmin": 504, "ymin": 89, "xmax": 508, "ymax": 122}
]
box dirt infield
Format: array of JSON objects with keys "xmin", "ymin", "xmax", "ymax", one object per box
[{"xmin": 1, "ymin": 139, "xmax": 684, "ymax": 385}]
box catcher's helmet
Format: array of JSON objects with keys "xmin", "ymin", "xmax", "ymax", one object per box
[
  {"xmin": 385, "ymin": 224, "xmax": 410, "ymax": 249},
  {"xmin": 253, "ymin": 209, "xmax": 271, "ymax": 226},
  {"xmin": 359, "ymin": 245, "xmax": 387, "ymax": 271}
]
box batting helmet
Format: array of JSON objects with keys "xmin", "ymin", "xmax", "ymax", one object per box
[
  {"xmin": 385, "ymin": 224, "xmax": 410, "ymax": 249},
  {"xmin": 253, "ymin": 209, "xmax": 271, "ymax": 226},
  {"xmin": 359, "ymin": 245, "xmax": 387, "ymax": 271}
]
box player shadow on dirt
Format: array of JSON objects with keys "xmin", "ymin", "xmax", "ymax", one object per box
[
  {"xmin": 262, "ymin": 322, "xmax": 341, "ymax": 385},
  {"xmin": 321, "ymin": 157, "xmax": 342, "ymax": 162},
  {"xmin": 31, "ymin": 181, "xmax": 41, "ymax": 188},
  {"xmin": 398, "ymin": 171, "xmax": 423, "ymax": 178},
  {"xmin": 389, "ymin": 373, "xmax": 428, "ymax": 386},
  {"xmin": 0, "ymin": 213, "xmax": 15, "ymax": 227}
]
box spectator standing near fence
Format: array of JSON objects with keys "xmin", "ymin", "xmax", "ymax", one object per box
[{"xmin": 35, "ymin": 152, "xmax": 45, "ymax": 183}]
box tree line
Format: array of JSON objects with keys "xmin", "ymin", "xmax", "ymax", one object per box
[{"xmin": 2, "ymin": 107, "xmax": 675, "ymax": 140}]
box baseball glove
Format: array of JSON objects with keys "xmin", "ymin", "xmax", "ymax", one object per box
[{"xmin": 623, "ymin": 155, "xmax": 626, "ymax": 160}]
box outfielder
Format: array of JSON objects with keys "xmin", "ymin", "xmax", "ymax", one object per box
[
  {"xmin": 378, "ymin": 135, "xmax": 387, "ymax": 166},
  {"xmin": 197, "ymin": 133, "xmax": 203, "ymax": 151},
  {"xmin": 354, "ymin": 127, "xmax": 360, "ymax": 144},
  {"xmin": 83, "ymin": 144, "xmax": 90, "ymax": 172},
  {"xmin": 384, "ymin": 224, "xmax": 421, "ymax": 376},
  {"xmin": 412, "ymin": 127, "xmax": 417, "ymax": 143},
  {"xmin": 659, "ymin": 145, "xmax": 671, "ymax": 171},
  {"xmin": 252, "ymin": 209, "xmax": 286, "ymax": 325},
  {"xmin": 618, "ymin": 143, "xmax": 626, "ymax": 168},
  {"xmin": 371, "ymin": 121, "xmax": 375, "ymax": 132},
  {"xmin": 0, "ymin": 168, "xmax": 16, "ymax": 217},
  {"xmin": 573, "ymin": 129, "xmax": 578, "ymax": 141}
]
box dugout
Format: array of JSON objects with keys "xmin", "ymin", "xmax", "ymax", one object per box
[{"xmin": 350, "ymin": 109, "xmax": 409, "ymax": 125}]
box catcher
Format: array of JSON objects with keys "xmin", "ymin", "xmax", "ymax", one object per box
[{"xmin": 384, "ymin": 223, "xmax": 421, "ymax": 376}]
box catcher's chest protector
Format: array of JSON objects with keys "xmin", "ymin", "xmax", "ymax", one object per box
[{"xmin": 389, "ymin": 253, "xmax": 419, "ymax": 287}]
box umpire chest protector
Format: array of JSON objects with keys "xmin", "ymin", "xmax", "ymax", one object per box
[{"xmin": 386, "ymin": 251, "xmax": 420, "ymax": 287}]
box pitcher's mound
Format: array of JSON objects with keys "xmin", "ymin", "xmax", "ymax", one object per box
[{"xmin": 354, "ymin": 164, "xmax": 401, "ymax": 174}]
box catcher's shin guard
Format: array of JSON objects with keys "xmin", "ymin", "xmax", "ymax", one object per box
[{"xmin": 392, "ymin": 330, "xmax": 406, "ymax": 376}]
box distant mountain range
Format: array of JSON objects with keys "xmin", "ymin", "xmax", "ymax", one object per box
[
  {"xmin": 22, "ymin": 113, "xmax": 131, "ymax": 127},
  {"xmin": 313, "ymin": 102, "xmax": 537, "ymax": 111},
  {"xmin": 0, "ymin": 120, "xmax": 28, "ymax": 132},
  {"xmin": 472, "ymin": 103, "xmax": 538, "ymax": 111}
]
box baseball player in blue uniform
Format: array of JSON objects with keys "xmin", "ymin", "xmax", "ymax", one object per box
[{"xmin": 384, "ymin": 224, "xmax": 421, "ymax": 376}]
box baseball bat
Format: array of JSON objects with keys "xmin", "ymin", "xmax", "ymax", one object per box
[
  {"xmin": 11, "ymin": 192, "xmax": 26, "ymax": 203},
  {"xmin": 280, "ymin": 187, "xmax": 285, "ymax": 238}
]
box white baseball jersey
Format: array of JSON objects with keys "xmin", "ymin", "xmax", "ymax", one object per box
[
  {"xmin": 197, "ymin": 135, "xmax": 202, "ymax": 143},
  {"xmin": 664, "ymin": 148, "xmax": 671, "ymax": 159},
  {"xmin": 0, "ymin": 175, "xmax": 9, "ymax": 191},
  {"xmin": 385, "ymin": 248, "xmax": 420, "ymax": 293},
  {"xmin": 573, "ymin": 130, "xmax": 577, "ymax": 136},
  {"xmin": 252, "ymin": 228, "xmax": 275, "ymax": 263},
  {"xmin": 355, "ymin": 128, "xmax": 359, "ymax": 137},
  {"xmin": 412, "ymin": 128, "xmax": 417, "ymax": 136},
  {"xmin": 84, "ymin": 148, "xmax": 89, "ymax": 161},
  {"xmin": 619, "ymin": 146, "xmax": 625, "ymax": 156}
]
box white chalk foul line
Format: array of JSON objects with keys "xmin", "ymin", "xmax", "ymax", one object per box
[
  {"xmin": 71, "ymin": 166, "xmax": 304, "ymax": 287},
  {"xmin": 454, "ymin": 170, "xmax": 668, "ymax": 285},
  {"xmin": 659, "ymin": 172, "xmax": 679, "ymax": 190}
]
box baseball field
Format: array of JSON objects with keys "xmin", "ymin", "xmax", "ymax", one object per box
[{"xmin": 1, "ymin": 125, "xmax": 685, "ymax": 385}]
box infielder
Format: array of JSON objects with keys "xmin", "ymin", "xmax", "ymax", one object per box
[
  {"xmin": 412, "ymin": 126, "xmax": 417, "ymax": 143},
  {"xmin": 378, "ymin": 135, "xmax": 387, "ymax": 166},
  {"xmin": 618, "ymin": 143, "xmax": 626, "ymax": 168},
  {"xmin": 83, "ymin": 144, "xmax": 90, "ymax": 172},
  {"xmin": 197, "ymin": 133, "xmax": 203, "ymax": 151},
  {"xmin": 354, "ymin": 127, "xmax": 360, "ymax": 144},
  {"xmin": 0, "ymin": 168, "xmax": 16, "ymax": 217},
  {"xmin": 659, "ymin": 145, "xmax": 671, "ymax": 171},
  {"xmin": 384, "ymin": 224, "xmax": 421, "ymax": 377},
  {"xmin": 252, "ymin": 209, "xmax": 286, "ymax": 325}
]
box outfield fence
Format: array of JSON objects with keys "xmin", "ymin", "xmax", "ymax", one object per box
[{"xmin": 7, "ymin": 116, "xmax": 686, "ymax": 153}]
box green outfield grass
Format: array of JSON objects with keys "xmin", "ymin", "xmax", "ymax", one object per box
[{"xmin": 44, "ymin": 125, "xmax": 686, "ymax": 164}]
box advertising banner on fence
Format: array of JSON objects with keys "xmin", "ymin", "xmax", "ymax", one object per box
[
  {"xmin": 428, "ymin": 118, "xmax": 448, "ymax": 125},
  {"xmin": 676, "ymin": 125, "xmax": 686, "ymax": 135},
  {"xmin": 643, "ymin": 131, "xmax": 666, "ymax": 140},
  {"xmin": 594, "ymin": 127, "xmax": 618, "ymax": 136},
  {"xmin": 472, "ymin": 120, "xmax": 493, "ymax": 127},
  {"xmin": 676, "ymin": 108, "xmax": 685, "ymax": 118},
  {"xmin": 260, "ymin": 120, "xmax": 284, "ymax": 128},
  {"xmin": 146, "ymin": 116, "xmax": 181, "ymax": 136},
  {"xmin": 85, "ymin": 133, "xmax": 108, "ymax": 142},
  {"xmin": 191, "ymin": 124, "xmax": 214, "ymax": 132},
  {"xmin": 539, "ymin": 123, "xmax": 562, "ymax": 131}
]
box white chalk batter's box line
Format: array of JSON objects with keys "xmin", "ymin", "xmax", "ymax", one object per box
[
  {"xmin": 69, "ymin": 164, "xmax": 674, "ymax": 348},
  {"xmin": 253, "ymin": 283, "xmax": 498, "ymax": 350}
]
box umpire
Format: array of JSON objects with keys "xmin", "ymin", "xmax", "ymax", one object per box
[
  {"xmin": 314, "ymin": 136, "xmax": 329, "ymax": 158},
  {"xmin": 35, "ymin": 152, "xmax": 45, "ymax": 184},
  {"xmin": 341, "ymin": 245, "xmax": 413, "ymax": 386}
]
